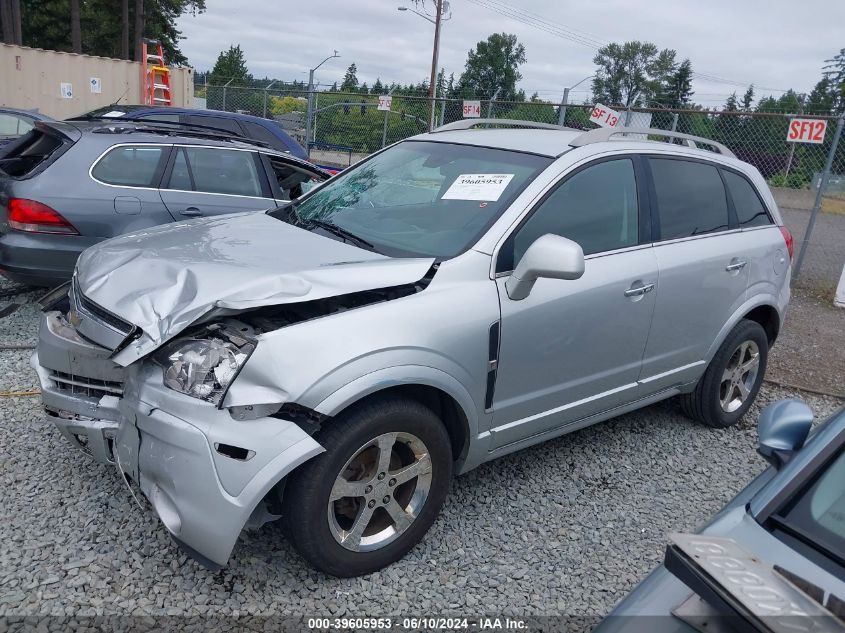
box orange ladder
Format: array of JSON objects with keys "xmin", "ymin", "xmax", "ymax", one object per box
[{"xmin": 141, "ymin": 39, "xmax": 172, "ymax": 106}]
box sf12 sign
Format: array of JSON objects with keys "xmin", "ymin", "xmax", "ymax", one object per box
[
  {"xmin": 377, "ymin": 95, "xmax": 392, "ymax": 111},
  {"xmin": 787, "ymin": 118, "xmax": 827, "ymax": 144},
  {"xmin": 463, "ymin": 100, "xmax": 481, "ymax": 118},
  {"xmin": 589, "ymin": 103, "xmax": 620, "ymax": 128}
]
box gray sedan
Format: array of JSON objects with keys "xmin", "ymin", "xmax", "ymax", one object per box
[
  {"xmin": 0, "ymin": 120, "xmax": 329, "ymax": 287},
  {"xmin": 596, "ymin": 399, "xmax": 845, "ymax": 632}
]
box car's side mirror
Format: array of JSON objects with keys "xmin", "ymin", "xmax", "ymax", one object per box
[
  {"xmin": 757, "ymin": 399, "xmax": 814, "ymax": 470},
  {"xmin": 505, "ymin": 234, "xmax": 585, "ymax": 301}
]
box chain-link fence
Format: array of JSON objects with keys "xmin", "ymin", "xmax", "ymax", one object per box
[{"xmin": 196, "ymin": 78, "xmax": 845, "ymax": 296}]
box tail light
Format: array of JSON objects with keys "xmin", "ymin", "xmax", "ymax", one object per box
[
  {"xmin": 779, "ymin": 226, "xmax": 794, "ymax": 261},
  {"xmin": 8, "ymin": 199, "xmax": 79, "ymax": 235}
]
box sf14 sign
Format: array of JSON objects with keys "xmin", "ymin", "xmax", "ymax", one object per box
[
  {"xmin": 463, "ymin": 100, "xmax": 481, "ymax": 118},
  {"xmin": 377, "ymin": 95, "xmax": 392, "ymax": 111},
  {"xmin": 589, "ymin": 103, "xmax": 620, "ymax": 128},
  {"xmin": 787, "ymin": 118, "xmax": 827, "ymax": 144}
]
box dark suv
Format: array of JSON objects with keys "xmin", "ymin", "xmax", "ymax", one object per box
[
  {"xmin": 0, "ymin": 120, "xmax": 328, "ymax": 286},
  {"xmin": 71, "ymin": 105, "xmax": 307, "ymax": 160}
]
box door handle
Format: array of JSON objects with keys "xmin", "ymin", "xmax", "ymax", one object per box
[
  {"xmin": 181, "ymin": 207, "xmax": 202, "ymax": 216},
  {"xmin": 624, "ymin": 282, "xmax": 655, "ymax": 297},
  {"xmin": 725, "ymin": 260, "xmax": 747, "ymax": 272}
]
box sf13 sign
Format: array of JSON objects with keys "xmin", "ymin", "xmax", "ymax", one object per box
[
  {"xmin": 589, "ymin": 103, "xmax": 620, "ymax": 128},
  {"xmin": 787, "ymin": 118, "xmax": 827, "ymax": 144},
  {"xmin": 463, "ymin": 100, "xmax": 481, "ymax": 118},
  {"xmin": 377, "ymin": 95, "xmax": 392, "ymax": 111}
]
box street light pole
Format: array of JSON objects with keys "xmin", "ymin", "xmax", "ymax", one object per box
[
  {"xmin": 557, "ymin": 74, "xmax": 594, "ymax": 126},
  {"xmin": 305, "ymin": 51, "xmax": 340, "ymax": 157}
]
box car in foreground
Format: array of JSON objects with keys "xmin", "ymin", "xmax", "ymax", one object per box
[
  {"xmin": 70, "ymin": 104, "xmax": 308, "ymax": 160},
  {"xmin": 596, "ymin": 398, "xmax": 845, "ymax": 632},
  {"xmin": 33, "ymin": 120, "xmax": 792, "ymax": 576},
  {"xmin": 0, "ymin": 107, "xmax": 54, "ymax": 147},
  {"xmin": 0, "ymin": 120, "xmax": 329, "ymax": 286}
]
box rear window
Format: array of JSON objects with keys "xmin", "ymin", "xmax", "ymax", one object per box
[
  {"xmin": 723, "ymin": 170, "xmax": 772, "ymax": 228},
  {"xmin": 650, "ymin": 158, "xmax": 730, "ymax": 240},
  {"xmin": 91, "ymin": 145, "xmax": 166, "ymax": 187},
  {"xmin": 0, "ymin": 129, "xmax": 67, "ymax": 178}
]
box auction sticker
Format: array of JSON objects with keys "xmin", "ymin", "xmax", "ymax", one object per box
[{"xmin": 442, "ymin": 174, "xmax": 514, "ymax": 201}]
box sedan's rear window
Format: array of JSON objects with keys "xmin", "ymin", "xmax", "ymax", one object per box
[{"xmin": 91, "ymin": 145, "xmax": 166, "ymax": 187}]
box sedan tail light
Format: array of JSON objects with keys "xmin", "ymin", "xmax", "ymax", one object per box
[
  {"xmin": 778, "ymin": 226, "xmax": 794, "ymax": 261},
  {"xmin": 7, "ymin": 199, "xmax": 79, "ymax": 235}
]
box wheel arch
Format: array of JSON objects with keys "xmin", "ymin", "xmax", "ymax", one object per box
[
  {"xmin": 313, "ymin": 367, "xmax": 480, "ymax": 468},
  {"xmin": 706, "ymin": 296, "xmax": 782, "ymax": 362}
]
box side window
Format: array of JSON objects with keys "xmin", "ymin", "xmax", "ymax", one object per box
[
  {"xmin": 173, "ymin": 147, "xmax": 264, "ymax": 197},
  {"xmin": 91, "ymin": 145, "xmax": 165, "ymax": 187},
  {"xmin": 499, "ymin": 158, "xmax": 639, "ymax": 272},
  {"xmin": 723, "ymin": 170, "xmax": 772, "ymax": 228},
  {"xmin": 140, "ymin": 113, "xmax": 181, "ymax": 123},
  {"xmin": 650, "ymin": 158, "xmax": 729, "ymax": 240},
  {"xmin": 187, "ymin": 115, "xmax": 242, "ymax": 135},
  {"xmin": 0, "ymin": 113, "xmax": 34, "ymax": 138},
  {"xmin": 242, "ymin": 121, "xmax": 286, "ymax": 152},
  {"xmin": 165, "ymin": 147, "xmax": 193, "ymax": 190}
]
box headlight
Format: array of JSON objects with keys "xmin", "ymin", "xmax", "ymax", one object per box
[{"xmin": 155, "ymin": 335, "xmax": 253, "ymax": 406}]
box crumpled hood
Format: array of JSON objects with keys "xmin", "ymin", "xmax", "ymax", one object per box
[{"xmin": 75, "ymin": 212, "xmax": 434, "ymax": 365}]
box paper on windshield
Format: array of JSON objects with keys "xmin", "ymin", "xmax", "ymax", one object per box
[{"xmin": 441, "ymin": 174, "xmax": 514, "ymax": 201}]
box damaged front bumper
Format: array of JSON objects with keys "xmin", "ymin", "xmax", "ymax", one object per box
[{"xmin": 34, "ymin": 311, "xmax": 323, "ymax": 569}]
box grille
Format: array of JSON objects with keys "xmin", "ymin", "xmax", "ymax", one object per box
[{"xmin": 50, "ymin": 370, "xmax": 124, "ymax": 399}]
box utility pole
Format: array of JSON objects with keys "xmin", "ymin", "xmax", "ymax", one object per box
[
  {"xmin": 305, "ymin": 51, "xmax": 340, "ymax": 159},
  {"xmin": 427, "ymin": 0, "xmax": 443, "ymax": 131}
]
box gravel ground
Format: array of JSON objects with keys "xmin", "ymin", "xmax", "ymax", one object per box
[
  {"xmin": 0, "ymin": 266, "xmax": 841, "ymax": 623},
  {"xmin": 0, "ymin": 345, "xmax": 841, "ymax": 620}
]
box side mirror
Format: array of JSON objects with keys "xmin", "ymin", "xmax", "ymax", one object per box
[
  {"xmin": 505, "ymin": 234, "xmax": 585, "ymax": 301},
  {"xmin": 757, "ymin": 399, "xmax": 813, "ymax": 470}
]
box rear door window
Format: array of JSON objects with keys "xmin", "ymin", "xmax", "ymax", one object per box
[
  {"xmin": 722, "ymin": 170, "xmax": 772, "ymax": 228},
  {"xmin": 164, "ymin": 146, "xmax": 264, "ymax": 197},
  {"xmin": 91, "ymin": 145, "xmax": 167, "ymax": 187},
  {"xmin": 649, "ymin": 158, "xmax": 730, "ymax": 240}
]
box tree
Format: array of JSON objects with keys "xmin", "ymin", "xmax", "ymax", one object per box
[
  {"xmin": 807, "ymin": 77, "xmax": 835, "ymax": 114},
  {"xmin": 69, "ymin": 0, "xmax": 80, "ymax": 52},
  {"xmin": 209, "ymin": 44, "xmax": 251, "ymax": 84},
  {"xmin": 458, "ymin": 33, "xmax": 526, "ymax": 101},
  {"xmin": 341, "ymin": 63, "xmax": 359, "ymax": 92},
  {"xmin": 372, "ymin": 77, "xmax": 384, "ymax": 95},
  {"xmin": 822, "ymin": 49, "xmax": 845, "ymax": 113},
  {"xmin": 741, "ymin": 85, "xmax": 754, "ymax": 111},
  {"xmin": 656, "ymin": 58, "xmax": 693, "ymax": 108},
  {"xmin": 1, "ymin": 0, "xmax": 22, "ymax": 44},
  {"xmin": 592, "ymin": 41, "xmax": 677, "ymax": 107},
  {"xmin": 17, "ymin": 0, "xmax": 204, "ymax": 63},
  {"xmin": 121, "ymin": 0, "xmax": 129, "ymax": 59}
]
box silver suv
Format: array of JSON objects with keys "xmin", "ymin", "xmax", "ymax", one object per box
[{"xmin": 33, "ymin": 121, "xmax": 792, "ymax": 576}]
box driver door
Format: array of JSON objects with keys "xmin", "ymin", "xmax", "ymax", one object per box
[{"xmin": 490, "ymin": 157, "xmax": 658, "ymax": 449}]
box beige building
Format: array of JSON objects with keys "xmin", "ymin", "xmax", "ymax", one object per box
[{"xmin": 1, "ymin": 43, "xmax": 194, "ymax": 119}]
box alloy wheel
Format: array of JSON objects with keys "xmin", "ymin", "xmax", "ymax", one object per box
[
  {"xmin": 327, "ymin": 432, "xmax": 433, "ymax": 552},
  {"xmin": 719, "ymin": 340, "xmax": 761, "ymax": 413}
]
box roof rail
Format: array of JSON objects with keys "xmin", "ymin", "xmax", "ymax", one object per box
[
  {"xmin": 432, "ymin": 118, "xmax": 571, "ymax": 133},
  {"xmin": 569, "ymin": 127, "xmax": 735, "ymax": 158}
]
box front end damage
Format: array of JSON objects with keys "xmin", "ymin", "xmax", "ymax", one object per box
[{"xmin": 33, "ymin": 285, "xmax": 324, "ymax": 569}]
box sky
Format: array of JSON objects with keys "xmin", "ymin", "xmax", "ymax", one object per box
[{"xmin": 176, "ymin": 0, "xmax": 844, "ymax": 107}]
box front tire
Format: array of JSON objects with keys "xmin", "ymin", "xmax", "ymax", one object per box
[
  {"xmin": 680, "ymin": 319, "xmax": 768, "ymax": 428},
  {"xmin": 282, "ymin": 396, "xmax": 452, "ymax": 577}
]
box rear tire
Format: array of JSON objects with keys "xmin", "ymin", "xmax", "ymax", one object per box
[
  {"xmin": 680, "ymin": 319, "xmax": 768, "ymax": 428},
  {"xmin": 282, "ymin": 396, "xmax": 452, "ymax": 577}
]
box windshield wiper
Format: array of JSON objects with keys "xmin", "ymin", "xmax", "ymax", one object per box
[{"xmin": 307, "ymin": 219, "xmax": 376, "ymax": 251}]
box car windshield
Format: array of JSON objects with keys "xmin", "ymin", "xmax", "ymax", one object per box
[
  {"xmin": 777, "ymin": 447, "xmax": 845, "ymax": 565},
  {"xmin": 274, "ymin": 140, "xmax": 552, "ymax": 258}
]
